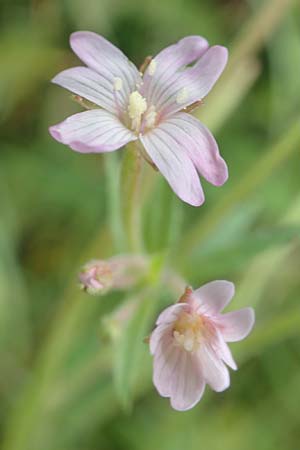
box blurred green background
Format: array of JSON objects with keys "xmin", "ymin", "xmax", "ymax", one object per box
[{"xmin": 1, "ymin": 0, "xmax": 300, "ymax": 449}]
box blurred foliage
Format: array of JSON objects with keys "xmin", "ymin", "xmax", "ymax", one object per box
[{"xmin": 1, "ymin": 0, "xmax": 300, "ymax": 449}]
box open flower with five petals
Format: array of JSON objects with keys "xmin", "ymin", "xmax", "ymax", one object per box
[
  {"xmin": 150, "ymin": 281, "xmax": 255, "ymax": 410},
  {"xmin": 49, "ymin": 32, "xmax": 229, "ymax": 206}
]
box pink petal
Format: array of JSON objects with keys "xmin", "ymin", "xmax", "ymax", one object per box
[
  {"xmin": 52, "ymin": 67, "xmax": 120, "ymax": 114},
  {"xmin": 156, "ymin": 113, "xmax": 228, "ymax": 186},
  {"xmin": 140, "ymin": 127, "xmax": 204, "ymax": 206},
  {"xmin": 199, "ymin": 343, "xmax": 230, "ymax": 392},
  {"xmin": 214, "ymin": 330, "xmax": 237, "ymax": 370},
  {"xmin": 156, "ymin": 303, "xmax": 187, "ymax": 326},
  {"xmin": 153, "ymin": 336, "xmax": 181, "ymax": 397},
  {"xmin": 193, "ymin": 281, "xmax": 235, "ymax": 315},
  {"xmin": 70, "ymin": 31, "xmax": 141, "ymax": 98},
  {"xmin": 217, "ymin": 308, "xmax": 255, "ymax": 342},
  {"xmin": 156, "ymin": 46, "xmax": 228, "ymax": 117},
  {"xmin": 149, "ymin": 323, "xmax": 173, "ymax": 355},
  {"xmin": 49, "ymin": 109, "xmax": 137, "ymax": 153},
  {"xmin": 153, "ymin": 335, "xmax": 205, "ymax": 409},
  {"xmin": 142, "ymin": 36, "xmax": 209, "ymax": 104},
  {"xmin": 169, "ymin": 351, "xmax": 205, "ymax": 411}
]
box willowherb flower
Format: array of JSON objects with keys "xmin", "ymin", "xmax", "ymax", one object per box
[
  {"xmin": 79, "ymin": 255, "xmax": 147, "ymax": 295},
  {"xmin": 49, "ymin": 32, "xmax": 229, "ymax": 206},
  {"xmin": 150, "ymin": 281, "xmax": 255, "ymax": 411}
]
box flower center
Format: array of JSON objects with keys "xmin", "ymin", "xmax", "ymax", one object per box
[
  {"xmin": 127, "ymin": 90, "xmax": 157, "ymax": 134},
  {"xmin": 128, "ymin": 91, "xmax": 147, "ymax": 131},
  {"xmin": 173, "ymin": 311, "xmax": 203, "ymax": 352}
]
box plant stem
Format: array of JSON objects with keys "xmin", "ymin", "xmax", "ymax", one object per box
[
  {"xmin": 104, "ymin": 154, "xmax": 126, "ymax": 253},
  {"xmin": 120, "ymin": 142, "xmax": 143, "ymax": 252}
]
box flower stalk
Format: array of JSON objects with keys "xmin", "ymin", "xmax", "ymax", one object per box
[{"xmin": 120, "ymin": 142, "xmax": 143, "ymax": 252}]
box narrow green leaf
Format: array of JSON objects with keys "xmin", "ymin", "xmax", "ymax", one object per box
[{"xmin": 113, "ymin": 288, "xmax": 158, "ymax": 410}]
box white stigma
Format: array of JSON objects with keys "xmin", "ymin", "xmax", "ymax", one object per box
[
  {"xmin": 148, "ymin": 59, "xmax": 157, "ymax": 76},
  {"xmin": 128, "ymin": 91, "xmax": 147, "ymax": 119},
  {"xmin": 113, "ymin": 77, "xmax": 123, "ymax": 91},
  {"xmin": 176, "ymin": 87, "xmax": 188, "ymax": 105},
  {"xmin": 128, "ymin": 91, "xmax": 147, "ymax": 132}
]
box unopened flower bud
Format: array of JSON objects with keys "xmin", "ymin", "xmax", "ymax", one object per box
[
  {"xmin": 79, "ymin": 260, "xmax": 113, "ymax": 295},
  {"xmin": 78, "ymin": 255, "xmax": 148, "ymax": 295}
]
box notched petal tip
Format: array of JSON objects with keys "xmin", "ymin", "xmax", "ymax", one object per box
[
  {"xmin": 188, "ymin": 194, "xmax": 206, "ymax": 208},
  {"xmin": 69, "ymin": 30, "xmax": 102, "ymax": 54},
  {"xmin": 212, "ymin": 374, "xmax": 230, "ymax": 393},
  {"xmin": 70, "ymin": 30, "xmax": 95, "ymax": 45},
  {"xmin": 170, "ymin": 395, "xmax": 201, "ymax": 412},
  {"xmin": 50, "ymin": 70, "xmax": 70, "ymax": 86},
  {"xmin": 49, "ymin": 125, "xmax": 62, "ymax": 142},
  {"xmin": 213, "ymin": 158, "xmax": 229, "ymax": 187},
  {"xmin": 219, "ymin": 307, "xmax": 255, "ymax": 343},
  {"xmin": 194, "ymin": 280, "xmax": 235, "ymax": 314},
  {"xmin": 50, "ymin": 72, "xmax": 63, "ymax": 85},
  {"xmin": 212, "ymin": 44, "xmax": 229, "ymax": 66}
]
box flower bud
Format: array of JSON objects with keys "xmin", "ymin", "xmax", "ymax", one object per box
[
  {"xmin": 79, "ymin": 260, "xmax": 113, "ymax": 295},
  {"xmin": 78, "ymin": 255, "xmax": 148, "ymax": 295}
]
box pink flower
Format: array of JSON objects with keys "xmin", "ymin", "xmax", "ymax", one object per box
[
  {"xmin": 49, "ymin": 32, "xmax": 229, "ymax": 206},
  {"xmin": 150, "ymin": 282, "xmax": 255, "ymax": 411}
]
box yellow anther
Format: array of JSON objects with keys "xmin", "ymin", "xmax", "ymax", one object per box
[
  {"xmin": 145, "ymin": 105, "xmax": 157, "ymax": 129},
  {"xmin": 113, "ymin": 77, "xmax": 123, "ymax": 91},
  {"xmin": 173, "ymin": 312, "xmax": 203, "ymax": 352},
  {"xmin": 148, "ymin": 59, "xmax": 157, "ymax": 76},
  {"xmin": 176, "ymin": 87, "xmax": 188, "ymax": 105}
]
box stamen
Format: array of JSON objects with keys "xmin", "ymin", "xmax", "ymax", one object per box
[
  {"xmin": 113, "ymin": 77, "xmax": 123, "ymax": 91},
  {"xmin": 144, "ymin": 105, "xmax": 157, "ymax": 128},
  {"xmin": 173, "ymin": 311, "xmax": 203, "ymax": 353},
  {"xmin": 176, "ymin": 87, "xmax": 188, "ymax": 105},
  {"xmin": 148, "ymin": 59, "xmax": 157, "ymax": 76},
  {"xmin": 136, "ymin": 80, "xmax": 144, "ymax": 90},
  {"xmin": 71, "ymin": 95, "xmax": 98, "ymax": 110},
  {"xmin": 139, "ymin": 55, "xmax": 153, "ymax": 74},
  {"xmin": 183, "ymin": 99, "xmax": 204, "ymax": 113}
]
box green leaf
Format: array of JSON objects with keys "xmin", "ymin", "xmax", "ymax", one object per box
[
  {"xmin": 113, "ymin": 288, "xmax": 158, "ymax": 411},
  {"xmin": 188, "ymin": 225, "xmax": 300, "ymax": 280}
]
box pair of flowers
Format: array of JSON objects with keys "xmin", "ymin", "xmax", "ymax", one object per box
[{"xmin": 50, "ymin": 32, "xmax": 255, "ymax": 411}]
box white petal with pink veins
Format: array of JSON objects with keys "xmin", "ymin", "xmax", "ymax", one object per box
[
  {"xmin": 153, "ymin": 336, "xmax": 182, "ymax": 397},
  {"xmin": 52, "ymin": 67, "xmax": 119, "ymax": 114},
  {"xmin": 150, "ymin": 324, "xmax": 173, "ymax": 355},
  {"xmin": 143, "ymin": 36, "xmax": 209, "ymax": 104},
  {"xmin": 155, "ymin": 303, "xmax": 187, "ymax": 326},
  {"xmin": 156, "ymin": 113, "xmax": 228, "ymax": 186},
  {"xmin": 169, "ymin": 351, "xmax": 205, "ymax": 411},
  {"xmin": 49, "ymin": 109, "xmax": 136, "ymax": 153},
  {"xmin": 214, "ymin": 330, "xmax": 237, "ymax": 370},
  {"xmin": 193, "ymin": 280, "xmax": 235, "ymax": 315},
  {"xmin": 70, "ymin": 31, "xmax": 141, "ymax": 99},
  {"xmin": 140, "ymin": 127, "xmax": 204, "ymax": 206},
  {"xmin": 156, "ymin": 46, "xmax": 228, "ymax": 117},
  {"xmin": 199, "ymin": 343, "xmax": 230, "ymax": 392},
  {"xmin": 217, "ymin": 308, "xmax": 255, "ymax": 342}
]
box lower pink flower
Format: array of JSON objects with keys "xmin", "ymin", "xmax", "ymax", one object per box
[{"xmin": 150, "ymin": 281, "xmax": 255, "ymax": 411}]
